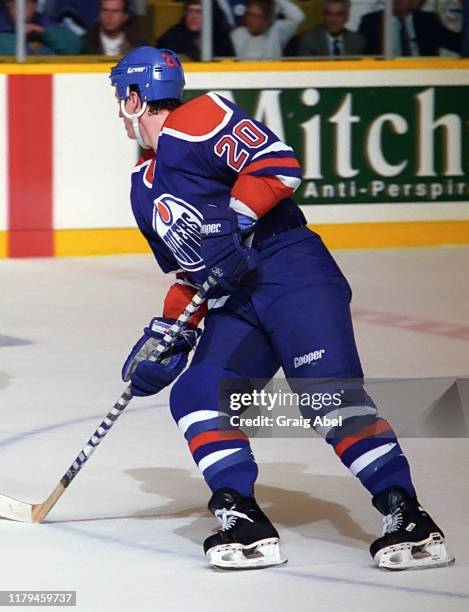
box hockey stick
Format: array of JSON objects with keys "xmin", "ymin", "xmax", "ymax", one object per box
[{"xmin": 0, "ymin": 275, "xmax": 217, "ymax": 523}]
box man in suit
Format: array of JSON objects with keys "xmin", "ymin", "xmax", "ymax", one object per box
[
  {"xmin": 359, "ymin": 0, "xmax": 460, "ymax": 56},
  {"xmin": 297, "ymin": 0, "xmax": 364, "ymax": 56}
]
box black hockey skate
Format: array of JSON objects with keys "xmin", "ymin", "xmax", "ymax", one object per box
[
  {"xmin": 204, "ymin": 487, "xmax": 287, "ymax": 570},
  {"xmin": 370, "ymin": 487, "xmax": 455, "ymax": 570}
]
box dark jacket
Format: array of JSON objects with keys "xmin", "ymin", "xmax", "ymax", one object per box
[
  {"xmin": 157, "ymin": 23, "xmax": 201, "ymax": 61},
  {"xmin": 298, "ymin": 24, "xmax": 365, "ymax": 56},
  {"xmin": 157, "ymin": 21, "xmax": 234, "ymax": 61},
  {"xmin": 358, "ymin": 9, "xmax": 460, "ymax": 56},
  {"xmin": 53, "ymin": 0, "xmax": 100, "ymax": 29}
]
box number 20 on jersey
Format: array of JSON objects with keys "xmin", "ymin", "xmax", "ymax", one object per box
[{"xmin": 214, "ymin": 119, "xmax": 268, "ymax": 172}]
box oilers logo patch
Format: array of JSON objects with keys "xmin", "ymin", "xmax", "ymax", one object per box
[{"xmin": 152, "ymin": 194, "xmax": 204, "ymax": 271}]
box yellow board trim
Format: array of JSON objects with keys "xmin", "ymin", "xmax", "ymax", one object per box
[
  {"xmin": 314, "ymin": 220, "xmax": 469, "ymax": 249},
  {"xmin": 52, "ymin": 221, "xmax": 469, "ymax": 257},
  {"xmin": 0, "ymin": 231, "xmax": 6, "ymax": 258},
  {"xmin": 0, "ymin": 222, "xmax": 467, "ymax": 259},
  {"xmin": 1, "ymin": 57, "xmax": 469, "ymax": 75},
  {"xmin": 54, "ymin": 228, "xmax": 150, "ymax": 257}
]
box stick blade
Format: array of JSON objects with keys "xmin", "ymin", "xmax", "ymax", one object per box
[{"xmin": 0, "ymin": 494, "xmax": 34, "ymax": 522}]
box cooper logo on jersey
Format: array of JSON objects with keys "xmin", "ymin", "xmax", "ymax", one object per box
[
  {"xmin": 152, "ymin": 194, "xmax": 204, "ymax": 271},
  {"xmin": 200, "ymin": 222, "xmax": 223, "ymax": 236}
]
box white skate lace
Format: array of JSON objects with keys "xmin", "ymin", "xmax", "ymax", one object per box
[
  {"xmin": 214, "ymin": 508, "xmax": 254, "ymax": 531},
  {"xmin": 382, "ymin": 509, "xmax": 403, "ymax": 535}
]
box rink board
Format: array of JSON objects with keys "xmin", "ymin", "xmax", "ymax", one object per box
[{"xmin": 1, "ymin": 59, "xmax": 469, "ymax": 256}]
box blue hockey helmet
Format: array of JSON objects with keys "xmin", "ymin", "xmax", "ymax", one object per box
[{"xmin": 110, "ymin": 46, "xmax": 185, "ymax": 103}]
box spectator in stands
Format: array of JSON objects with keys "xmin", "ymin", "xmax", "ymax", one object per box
[
  {"xmin": 0, "ymin": 0, "xmax": 82, "ymax": 54},
  {"xmin": 157, "ymin": 0, "xmax": 234, "ymax": 60},
  {"xmin": 358, "ymin": 0, "xmax": 461, "ymax": 55},
  {"xmin": 52, "ymin": 2, "xmax": 88, "ymax": 38},
  {"xmin": 82, "ymin": 0, "xmax": 145, "ymax": 55},
  {"xmin": 50, "ymin": 1, "xmax": 100, "ymax": 32},
  {"xmin": 230, "ymin": 0, "xmax": 304, "ymax": 59},
  {"xmin": 50, "ymin": 1, "xmax": 145, "ymax": 30},
  {"xmin": 297, "ymin": 0, "xmax": 364, "ymax": 56},
  {"xmin": 216, "ymin": 0, "xmax": 248, "ymax": 29}
]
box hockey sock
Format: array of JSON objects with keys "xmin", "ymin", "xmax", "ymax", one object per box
[
  {"xmin": 329, "ymin": 418, "xmax": 415, "ymax": 497},
  {"xmin": 300, "ymin": 382, "xmax": 416, "ymax": 497}
]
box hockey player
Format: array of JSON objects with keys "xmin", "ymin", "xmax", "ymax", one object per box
[{"xmin": 110, "ymin": 46, "xmax": 454, "ymax": 571}]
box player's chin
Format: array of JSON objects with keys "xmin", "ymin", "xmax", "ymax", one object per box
[{"xmin": 125, "ymin": 126, "xmax": 136, "ymax": 140}]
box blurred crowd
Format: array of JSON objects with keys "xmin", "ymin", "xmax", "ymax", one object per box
[{"xmin": 0, "ymin": 0, "xmax": 465, "ymax": 58}]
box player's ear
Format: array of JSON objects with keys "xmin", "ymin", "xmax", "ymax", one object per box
[{"xmin": 128, "ymin": 90, "xmax": 142, "ymax": 113}]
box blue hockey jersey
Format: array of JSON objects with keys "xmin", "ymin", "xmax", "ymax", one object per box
[{"xmin": 130, "ymin": 92, "xmax": 304, "ymax": 286}]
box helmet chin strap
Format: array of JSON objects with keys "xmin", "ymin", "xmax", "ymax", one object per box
[{"xmin": 120, "ymin": 99, "xmax": 149, "ymax": 149}]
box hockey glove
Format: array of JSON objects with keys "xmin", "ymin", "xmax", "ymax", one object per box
[
  {"xmin": 200, "ymin": 205, "xmax": 259, "ymax": 292},
  {"xmin": 122, "ymin": 317, "xmax": 200, "ymax": 397}
]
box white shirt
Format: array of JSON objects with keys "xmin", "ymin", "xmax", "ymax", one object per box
[
  {"xmin": 100, "ymin": 31, "xmax": 126, "ymax": 57},
  {"xmin": 325, "ymin": 32, "xmax": 344, "ymax": 55},
  {"xmin": 230, "ymin": 0, "xmax": 304, "ymax": 59}
]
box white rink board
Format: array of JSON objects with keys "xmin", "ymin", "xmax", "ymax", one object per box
[
  {"xmin": 0, "ymin": 75, "xmax": 7, "ymax": 232},
  {"xmin": 186, "ymin": 68, "xmax": 469, "ymax": 90},
  {"xmin": 302, "ymin": 202, "xmax": 469, "ymax": 224},
  {"xmin": 48, "ymin": 69, "xmax": 469, "ymax": 230},
  {"xmin": 53, "ymin": 73, "xmax": 139, "ymax": 229}
]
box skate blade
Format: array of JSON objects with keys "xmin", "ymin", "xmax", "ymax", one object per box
[
  {"xmin": 375, "ymin": 532, "xmax": 455, "ymax": 571},
  {"xmin": 206, "ymin": 537, "xmax": 287, "ymax": 570}
]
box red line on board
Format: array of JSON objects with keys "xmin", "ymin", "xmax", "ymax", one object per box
[{"xmin": 7, "ymin": 74, "xmax": 53, "ymax": 257}]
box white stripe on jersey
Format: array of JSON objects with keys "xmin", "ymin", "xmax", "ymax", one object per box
[
  {"xmin": 131, "ymin": 158, "xmax": 153, "ymax": 189},
  {"xmin": 252, "ymin": 141, "xmax": 294, "ymax": 160},
  {"xmin": 229, "ymin": 197, "xmax": 259, "ymax": 220},
  {"xmin": 275, "ymin": 174, "xmax": 302, "ymax": 191}
]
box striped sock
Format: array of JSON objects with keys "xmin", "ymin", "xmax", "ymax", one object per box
[
  {"xmin": 177, "ymin": 409, "xmax": 258, "ymax": 497},
  {"xmin": 328, "ymin": 417, "xmax": 415, "ymax": 496}
]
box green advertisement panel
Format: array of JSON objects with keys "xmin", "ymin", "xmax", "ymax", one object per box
[{"xmin": 185, "ymin": 86, "xmax": 469, "ymax": 206}]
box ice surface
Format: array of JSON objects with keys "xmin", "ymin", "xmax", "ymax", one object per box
[{"xmin": 0, "ymin": 248, "xmax": 468, "ymax": 611}]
